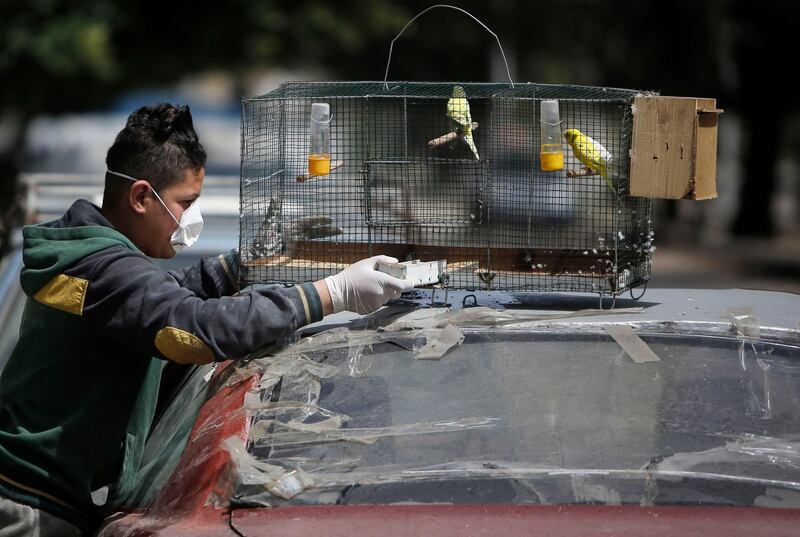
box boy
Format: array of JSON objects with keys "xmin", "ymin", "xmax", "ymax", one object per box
[{"xmin": 0, "ymin": 103, "xmax": 411, "ymax": 535}]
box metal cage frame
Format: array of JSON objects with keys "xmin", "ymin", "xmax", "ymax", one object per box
[{"xmin": 239, "ymin": 81, "xmax": 655, "ymax": 297}]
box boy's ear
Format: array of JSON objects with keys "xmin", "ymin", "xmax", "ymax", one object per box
[{"xmin": 129, "ymin": 181, "xmax": 151, "ymax": 214}]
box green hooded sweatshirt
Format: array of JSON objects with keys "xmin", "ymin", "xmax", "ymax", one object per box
[{"xmin": 0, "ymin": 199, "xmax": 322, "ymax": 531}]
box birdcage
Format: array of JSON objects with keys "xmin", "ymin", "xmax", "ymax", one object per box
[
  {"xmin": 239, "ymin": 79, "xmax": 655, "ymax": 297},
  {"xmin": 238, "ymin": 6, "xmax": 661, "ymax": 298}
]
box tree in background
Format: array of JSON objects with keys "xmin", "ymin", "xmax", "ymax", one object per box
[{"xmin": 0, "ymin": 1, "xmax": 117, "ymax": 253}]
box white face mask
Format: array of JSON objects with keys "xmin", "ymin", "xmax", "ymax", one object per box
[{"xmin": 107, "ymin": 169, "xmax": 204, "ymax": 252}]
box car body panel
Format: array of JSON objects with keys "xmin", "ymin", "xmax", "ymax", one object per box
[
  {"xmin": 230, "ymin": 504, "xmax": 800, "ymax": 537},
  {"xmin": 98, "ymin": 361, "xmax": 256, "ymax": 537}
]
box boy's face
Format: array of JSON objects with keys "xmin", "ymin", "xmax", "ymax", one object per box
[{"xmin": 140, "ymin": 167, "xmax": 204, "ymax": 258}]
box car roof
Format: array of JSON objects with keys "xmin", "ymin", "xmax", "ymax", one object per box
[{"xmin": 304, "ymin": 287, "xmax": 800, "ymax": 336}]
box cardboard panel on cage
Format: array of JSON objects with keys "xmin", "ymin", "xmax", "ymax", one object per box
[{"xmin": 629, "ymin": 96, "xmax": 722, "ymax": 200}]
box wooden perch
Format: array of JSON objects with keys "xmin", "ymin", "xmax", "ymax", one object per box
[
  {"xmin": 566, "ymin": 167, "xmax": 598, "ymax": 177},
  {"xmin": 245, "ymin": 243, "xmax": 616, "ymax": 276},
  {"xmin": 428, "ymin": 122, "xmax": 480, "ymax": 148},
  {"xmin": 296, "ymin": 160, "xmax": 344, "ymax": 183}
]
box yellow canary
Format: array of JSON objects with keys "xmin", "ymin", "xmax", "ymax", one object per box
[
  {"xmin": 564, "ymin": 128, "xmax": 613, "ymax": 189},
  {"xmin": 446, "ymin": 86, "xmax": 479, "ymax": 160}
]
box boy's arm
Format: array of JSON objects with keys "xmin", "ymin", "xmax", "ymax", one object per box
[
  {"xmin": 164, "ymin": 250, "xmax": 332, "ymax": 312},
  {"xmin": 165, "ymin": 248, "xmax": 240, "ymax": 298},
  {"xmin": 68, "ymin": 246, "xmax": 324, "ymax": 364}
]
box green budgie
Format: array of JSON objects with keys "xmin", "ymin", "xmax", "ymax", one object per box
[{"xmin": 446, "ymin": 85, "xmax": 479, "ymax": 160}]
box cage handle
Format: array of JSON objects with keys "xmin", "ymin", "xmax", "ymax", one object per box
[{"xmin": 383, "ymin": 5, "xmax": 515, "ymax": 90}]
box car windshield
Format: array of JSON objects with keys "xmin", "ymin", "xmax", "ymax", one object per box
[{"xmin": 228, "ymin": 319, "xmax": 800, "ymax": 509}]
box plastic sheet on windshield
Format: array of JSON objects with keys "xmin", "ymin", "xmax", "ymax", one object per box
[{"xmin": 218, "ymin": 306, "xmax": 800, "ymax": 509}]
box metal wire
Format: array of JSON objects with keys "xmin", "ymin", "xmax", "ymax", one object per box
[
  {"xmin": 630, "ymin": 281, "xmax": 649, "ymax": 300},
  {"xmin": 239, "ymin": 82, "xmax": 656, "ymax": 297},
  {"xmin": 383, "ymin": 5, "xmax": 515, "ymax": 89},
  {"xmin": 599, "ymin": 293, "xmax": 617, "ymax": 311}
]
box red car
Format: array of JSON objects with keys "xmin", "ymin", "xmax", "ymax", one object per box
[{"xmin": 97, "ymin": 288, "xmax": 800, "ymax": 536}]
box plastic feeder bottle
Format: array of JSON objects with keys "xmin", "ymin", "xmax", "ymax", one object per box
[
  {"xmin": 308, "ymin": 102, "xmax": 332, "ymax": 176},
  {"xmin": 540, "ymin": 100, "xmax": 564, "ymax": 171}
]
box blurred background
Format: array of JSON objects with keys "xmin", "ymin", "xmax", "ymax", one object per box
[{"xmin": 0, "ymin": 0, "xmax": 798, "ymax": 294}]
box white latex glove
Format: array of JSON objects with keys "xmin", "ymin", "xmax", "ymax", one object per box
[{"xmin": 324, "ymin": 255, "xmax": 414, "ymax": 314}]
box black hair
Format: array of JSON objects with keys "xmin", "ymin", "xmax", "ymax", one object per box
[{"xmin": 103, "ymin": 103, "xmax": 206, "ymax": 207}]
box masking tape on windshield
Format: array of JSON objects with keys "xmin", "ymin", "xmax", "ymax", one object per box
[
  {"xmin": 222, "ymin": 436, "xmax": 314, "ymax": 500},
  {"xmin": 381, "ymin": 306, "xmax": 645, "ymax": 332},
  {"xmin": 224, "ymin": 415, "xmax": 500, "ymax": 500},
  {"xmin": 250, "ymin": 415, "xmax": 499, "ymax": 448},
  {"xmin": 224, "ymin": 451, "xmax": 800, "ymax": 503},
  {"xmin": 414, "ymin": 324, "xmax": 465, "ymax": 360},
  {"xmin": 727, "ymin": 307, "xmax": 761, "ymax": 339},
  {"xmin": 605, "ymin": 325, "xmax": 661, "ymax": 363},
  {"xmin": 347, "ymin": 342, "xmax": 374, "ymax": 376},
  {"xmin": 265, "ymin": 307, "xmax": 644, "ymax": 363}
]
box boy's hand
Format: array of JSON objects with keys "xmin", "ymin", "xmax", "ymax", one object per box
[{"xmin": 324, "ymin": 256, "xmax": 413, "ymax": 314}]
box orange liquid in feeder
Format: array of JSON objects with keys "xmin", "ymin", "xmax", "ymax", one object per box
[
  {"xmin": 540, "ymin": 144, "xmax": 564, "ymax": 171},
  {"xmin": 308, "ymin": 154, "xmax": 331, "ymax": 176}
]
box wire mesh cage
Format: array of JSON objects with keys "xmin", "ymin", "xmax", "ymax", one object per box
[{"xmin": 239, "ymin": 81, "xmax": 655, "ymax": 296}]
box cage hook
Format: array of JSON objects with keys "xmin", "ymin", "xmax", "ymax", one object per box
[
  {"xmin": 463, "ymin": 294, "xmax": 478, "ymax": 308},
  {"xmin": 629, "ymin": 281, "xmax": 648, "ymax": 301},
  {"xmin": 383, "ymin": 5, "xmax": 515, "ymax": 90}
]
